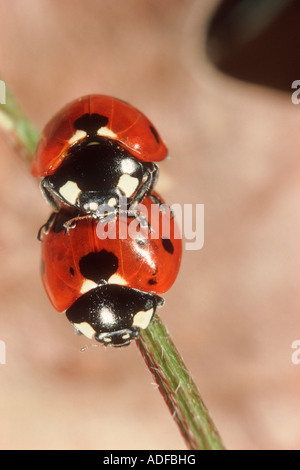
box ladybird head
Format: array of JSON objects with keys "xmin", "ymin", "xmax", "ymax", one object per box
[{"xmin": 66, "ymin": 284, "xmax": 164, "ymax": 347}]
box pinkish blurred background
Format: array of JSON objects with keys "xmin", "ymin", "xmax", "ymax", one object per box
[{"xmin": 0, "ymin": 0, "xmax": 299, "ymax": 450}]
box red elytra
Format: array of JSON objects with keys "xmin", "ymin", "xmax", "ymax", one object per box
[
  {"xmin": 41, "ymin": 194, "xmax": 182, "ymax": 312},
  {"xmin": 32, "ymin": 95, "xmax": 168, "ymax": 178}
]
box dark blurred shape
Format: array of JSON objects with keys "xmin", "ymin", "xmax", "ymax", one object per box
[{"xmin": 206, "ymin": 0, "xmax": 300, "ymax": 92}]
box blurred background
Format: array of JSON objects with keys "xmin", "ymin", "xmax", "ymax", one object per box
[{"xmin": 0, "ymin": 0, "xmax": 298, "ymax": 450}]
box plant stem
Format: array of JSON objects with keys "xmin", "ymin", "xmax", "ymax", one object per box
[
  {"xmin": 0, "ymin": 79, "xmax": 39, "ymax": 164},
  {"xmin": 137, "ymin": 314, "xmax": 225, "ymax": 450},
  {"xmin": 0, "ymin": 79, "xmax": 226, "ymax": 450}
]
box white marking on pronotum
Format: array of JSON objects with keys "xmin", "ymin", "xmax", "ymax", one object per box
[
  {"xmin": 88, "ymin": 202, "xmax": 99, "ymax": 212},
  {"xmin": 97, "ymin": 127, "xmax": 117, "ymax": 139},
  {"xmin": 80, "ymin": 279, "xmax": 98, "ymax": 294},
  {"xmin": 103, "ymin": 336, "xmax": 112, "ymax": 343},
  {"xmin": 117, "ymin": 174, "xmax": 139, "ymax": 197},
  {"xmin": 96, "ymin": 333, "xmax": 112, "ymax": 343},
  {"xmin": 100, "ymin": 307, "xmax": 117, "ymax": 326},
  {"xmin": 132, "ymin": 308, "xmax": 154, "ymax": 330},
  {"xmin": 73, "ymin": 322, "xmax": 96, "ymax": 339},
  {"xmin": 121, "ymin": 158, "xmax": 137, "ymax": 174},
  {"xmin": 108, "ymin": 274, "xmax": 127, "ymax": 286},
  {"xmin": 59, "ymin": 181, "xmax": 81, "ymax": 205},
  {"xmin": 107, "ymin": 197, "xmax": 117, "ymax": 207},
  {"xmin": 68, "ymin": 129, "xmax": 87, "ymax": 145}
]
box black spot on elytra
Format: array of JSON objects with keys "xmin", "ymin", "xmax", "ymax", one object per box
[
  {"xmin": 149, "ymin": 125, "xmax": 160, "ymax": 143},
  {"xmin": 74, "ymin": 113, "xmax": 109, "ymax": 134},
  {"xmin": 79, "ymin": 250, "xmax": 119, "ymax": 284},
  {"xmin": 69, "ymin": 267, "xmax": 75, "ymax": 276},
  {"xmin": 148, "ymin": 279, "xmax": 157, "ymax": 285},
  {"xmin": 162, "ymin": 238, "xmax": 174, "ymax": 254}
]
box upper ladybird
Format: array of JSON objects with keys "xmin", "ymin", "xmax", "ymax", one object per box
[{"xmin": 32, "ymin": 95, "xmax": 168, "ymax": 213}]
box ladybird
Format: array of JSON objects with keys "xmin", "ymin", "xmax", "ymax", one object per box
[
  {"xmin": 40, "ymin": 194, "xmax": 181, "ymax": 346},
  {"xmin": 32, "ymin": 95, "xmax": 168, "ymax": 214}
]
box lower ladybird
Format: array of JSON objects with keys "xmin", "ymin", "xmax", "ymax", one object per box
[{"xmin": 39, "ymin": 194, "xmax": 181, "ymax": 346}]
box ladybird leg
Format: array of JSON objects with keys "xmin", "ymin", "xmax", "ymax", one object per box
[
  {"xmin": 144, "ymin": 293, "xmax": 165, "ymax": 326},
  {"xmin": 62, "ymin": 210, "xmax": 116, "ymax": 234},
  {"xmin": 149, "ymin": 192, "xmax": 163, "ymax": 205},
  {"xmin": 126, "ymin": 206, "xmax": 153, "ymax": 235},
  {"xmin": 62, "ymin": 215, "xmax": 86, "ymax": 234},
  {"xmin": 40, "ymin": 179, "xmax": 61, "ymax": 211},
  {"xmin": 149, "ymin": 193, "xmax": 175, "ymax": 219},
  {"xmin": 63, "ymin": 218, "xmax": 77, "ymax": 234},
  {"xmin": 131, "ymin": 162, "xmax": 159, "ymax": 206},
  {"xmin": 127, "ymin": 163, "xmax": 159, "ymax": 233},
  {"xmin": 37, "ymin": 212, "xmax": 57, "ymax": 241},
  {"xmin": 155, "ymin": 294, "xmax": 165, "ymax": 309}
]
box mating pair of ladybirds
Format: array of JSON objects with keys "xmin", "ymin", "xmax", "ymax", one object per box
[{"xmin": 32, "ymin": 95, "xmax": 181, "ymax": 347}]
